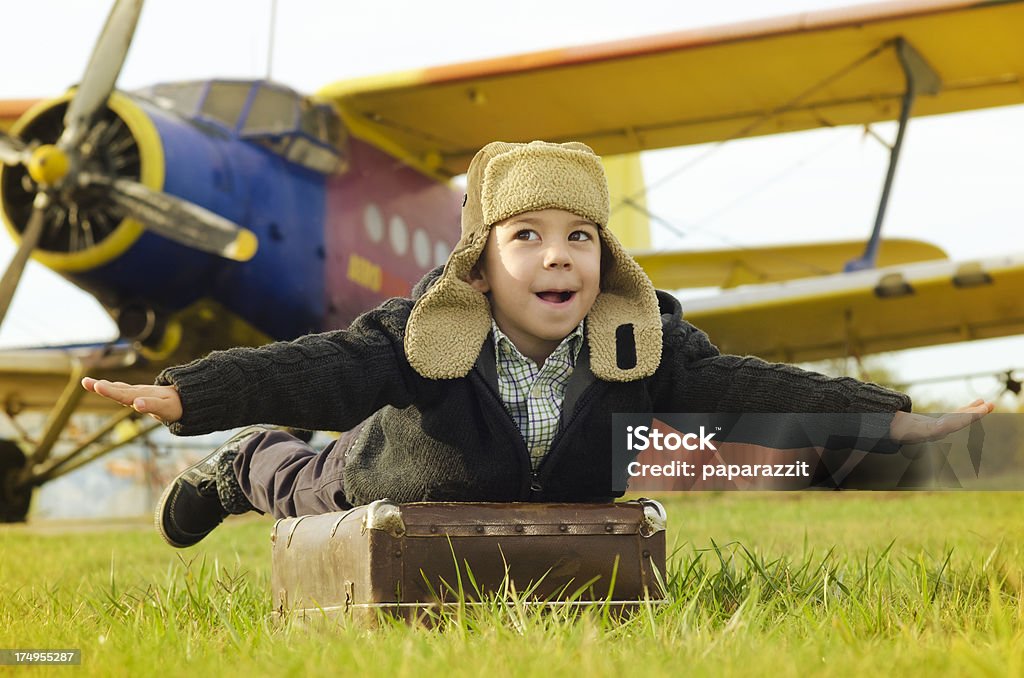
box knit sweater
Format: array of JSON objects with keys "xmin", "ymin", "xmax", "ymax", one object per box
[{"xmin": 156, "ymin": 269, "xmax": 912, "ymax": 505}]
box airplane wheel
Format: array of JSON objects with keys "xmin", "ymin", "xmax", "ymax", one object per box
[{"xmin": 0, "ymin": 440, "xmax": 31, "ymax": 523}]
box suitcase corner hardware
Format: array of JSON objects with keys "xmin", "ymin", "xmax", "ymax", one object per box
[
  {"xmin": 361, "ymin": 499, "xmax": 407, "ymax": 538},
  {"xmin": 637, "ymin": 498, "xmax": 667, "ymax": 537}
]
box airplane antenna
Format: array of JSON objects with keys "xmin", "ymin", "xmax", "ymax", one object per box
[{"xmin": 266, "ymin": 0, "xmax": 278, "ymax": 80}]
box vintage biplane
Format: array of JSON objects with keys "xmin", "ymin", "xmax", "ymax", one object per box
[{"xmin": 1, "ymin": 0, "xmax": 1022, "ymax": 521}]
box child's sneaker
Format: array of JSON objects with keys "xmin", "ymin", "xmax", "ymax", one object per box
[{"xmin": 155, "ymin": 426, "xmax": 266, "ymax": 547}]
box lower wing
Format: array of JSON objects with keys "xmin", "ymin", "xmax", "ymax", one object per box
[{"xmin": 682, "ymin": 252, "xmax": 1024, "ymax": 362}]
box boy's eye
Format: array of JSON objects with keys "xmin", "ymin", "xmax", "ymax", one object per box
[
  {"xmin": 568, "ymin": 230, "xmax": 594, "ymax": 241},
  {"xmin": 514, "ymin": 229, "xmax": 539, "ymax": 241}
]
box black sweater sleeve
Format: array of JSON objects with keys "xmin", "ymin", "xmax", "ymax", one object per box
[
  {"xmin": 155, "ymin": 297, "xmax": 422, "ymax": 436},
  {"xmin": 656, "ymin": 318, "xmax": 913, "ymax": 416}
]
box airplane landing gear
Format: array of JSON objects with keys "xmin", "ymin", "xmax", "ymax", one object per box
[{"xmin": 0, "ymin": 440, "xmax": 31, "ymax": 523}]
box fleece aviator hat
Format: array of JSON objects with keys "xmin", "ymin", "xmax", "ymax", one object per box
[{"xmin": 404, "ymin": 140, "xmax": 662, "ymax": 382}]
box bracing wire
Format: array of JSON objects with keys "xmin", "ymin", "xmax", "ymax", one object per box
[{"xmin": 612, "ymin": 40, "xmax": 894, "ymax": 213}]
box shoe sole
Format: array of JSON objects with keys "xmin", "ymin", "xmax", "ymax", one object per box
[
  {"xmin": 154, "ymin": 479, "xmax": 191, "ymax": 548},
  {"xmin": 153, "ymin": 425, "xmax": 269, "ymax": 548}
]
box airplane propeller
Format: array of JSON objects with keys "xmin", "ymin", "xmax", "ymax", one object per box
[
  {"xmin": 0, "ymin": 133, "xmax": 29, "ymax": 166},
  {"xmin": 57, "ymin": 0, "xmax": 144, "ymax": 154},
  {"xmin": 0, "ymin": 0, "xmax": 258, "ymax": 331},
  {"xmin": 0, "ymin": 195, "xmax": 50, "ymax": 332},
  {"xmin": 81, "ymin": 173, "xmax": 259, "ymax": 262}
]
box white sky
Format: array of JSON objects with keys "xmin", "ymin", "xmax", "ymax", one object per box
[{"xmin": 1, "ymin": 0, "xmax": 1022, "ymax": 408}]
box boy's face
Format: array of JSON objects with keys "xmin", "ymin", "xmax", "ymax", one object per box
[{"xmin": 469, "ymin": 208, "xmax": 601, "ymax": 362}]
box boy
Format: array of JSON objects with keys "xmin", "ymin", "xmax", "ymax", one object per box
[{"xmin": 82, "ymin": 140, "xmax": 992, "ymax": 548}]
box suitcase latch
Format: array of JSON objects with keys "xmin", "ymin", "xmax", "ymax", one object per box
[{"xmin": 343, "ymin": 580, "xmax": 354, "ymax": 611}]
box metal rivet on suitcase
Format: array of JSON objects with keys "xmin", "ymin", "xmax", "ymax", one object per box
[
  {"xmin": 515, "ymin": 525, "xmax": 524, "ymax": 533},
  {"xmin": 643, "ymin": 550, "xmax": 651, "ymax": 558},
  {"xmin": 559, "ymin": 524, "xmax": 568, "ymax": 532},
  {"xmin": 605, "ymin": 524, "xmax": 614, "ymax": 532},
  {"xmin": 430, "ymin": 526, "xmax": 438, "ymax": 534},
  {"xmin": 475, "ymin": 525, "xmax": 485, "ymax": 534}
]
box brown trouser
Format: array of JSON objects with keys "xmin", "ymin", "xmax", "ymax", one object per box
[{"xmin": 232, "ymin": 428, "xmax": 361, "ymax": 519}]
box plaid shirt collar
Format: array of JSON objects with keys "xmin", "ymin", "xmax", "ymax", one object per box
[
  {"xmin": 490, "ymin": 319, "xmax": 585, "ymax": 370},
  {"xmin": 490, "ymin": 319, "xmax": 585, "ymax": 471}
]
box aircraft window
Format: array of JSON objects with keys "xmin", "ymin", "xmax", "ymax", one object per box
[
  {"xmin": 300, "ymin": 102, "xmax": 345, "ymax": 148},
  {"xmin": 364, "ymin": 204, "xmax": 384, "ymax": 243},
  {"xmin": 252, "ymin": 136, "xmax": 291, "ymax": 156},
  {"xmin": 434, "ymin": 241, "xmax": 450, "ymax": 268},
  {"xmin": 242, "ymin": 85, "xmax": 299, "ymax": 135},
  {"xmin": 285, "ymin": 136, "xmax": 342, "ymax": 174},
  {"xmin": 389, "ymin": 215, "xmax": 409, "ymax": 256},
  {"xmin": 413, "ymin": 228, "xmax": 431, "ymax": 269},
  {"xmin": 146, "ymin": 82, "xmax": 205, "ymax": 115},
  {"xmin": 322, "ymin": 107, "xmax": 343, "ymax": 147},
  {"xmin": 200, "ymin": 82, "xmax": 252, "ymax": 129}
]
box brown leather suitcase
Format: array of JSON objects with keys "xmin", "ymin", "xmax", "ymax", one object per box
[{"xmin": 271, "ymin": 499, "xmax": 667, "ymax": 623}]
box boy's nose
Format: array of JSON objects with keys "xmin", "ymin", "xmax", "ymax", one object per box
[{"xmin": 544, "ymin": 244, "xmax": 573, "ymax": 269}]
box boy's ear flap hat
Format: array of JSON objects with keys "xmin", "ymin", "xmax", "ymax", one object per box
[{"xmin": 404, "ymin": 140, "xmax": 662, "ymax": 382}]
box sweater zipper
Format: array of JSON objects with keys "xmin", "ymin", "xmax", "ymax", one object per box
[
  {"xmin": 471, "ymin": 371, "xmax": 536, "ymax": 499},
  {"xmin": 529, "ymin": 383, "xmax": 602, "ymax": 496}
]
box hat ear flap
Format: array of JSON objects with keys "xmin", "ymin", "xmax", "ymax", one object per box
[
  {"xmin": 587, "ymin": 229, "xmax": 662, "ymax": 381},
  {"xmin": 404, "ymin": 231, "xmax": 492, "ymax": 379}
]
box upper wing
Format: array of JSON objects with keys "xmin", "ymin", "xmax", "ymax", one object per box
[
  {"xmin": 634, "ymin": 238, "xmax": 947, "ymax": 289},
  {"xmin": 682, "ymin": 252, "xmax": 1024, "ymax": 362},
  {"xmin": 319, "ymin": 0, "xmax": 1024, "ymax": 177}
]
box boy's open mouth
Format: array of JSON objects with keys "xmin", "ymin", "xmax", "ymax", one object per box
[{"xmin": 536, "ymin": 290, "xmax": 576, "ymax": 304}]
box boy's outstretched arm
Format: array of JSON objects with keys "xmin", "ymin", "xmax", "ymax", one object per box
[
  {"xmin": 888, "ymin": 399, "xmax": 994, "ymax": 443},
  {"xmin": 80, "ymin": 296, "xmax": 422, "ymax": 437},
  {"xmin": 81, "ymin": 377, "xmax": 183, "ymax": 424}
]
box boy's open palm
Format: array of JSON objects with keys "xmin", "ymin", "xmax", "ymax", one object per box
[
  {"xmin": 81, "ymin": 377, "xmax": 182, "ymax": 424},
  {"xmin": 888, "ymin": 399, "xmax": 994, "ymax": 444}
]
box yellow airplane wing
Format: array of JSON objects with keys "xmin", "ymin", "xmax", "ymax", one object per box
[
  {"xmin": 0, "ymin": 99, "xmax": 37, "ymax": 133},
  {"xmin": 0, "ymin": 343, "xmax": 149, "ymax": 414},
  {"xmin": 634, "ymin": 238, "xmax": 947, "ymax": 289},
  {"xmin": 320, "ymin": 0, "xmax": 1024, "ymax": 177},
  {"xmin": 683, "ymin": 253, "xmax": 1024, "ymax": 362}
]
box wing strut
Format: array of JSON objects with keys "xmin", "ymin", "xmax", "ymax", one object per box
[
  {"xmin": 845, "ymin": 38, "xmax": 941, "ymax": 272},
  {"xmin": 25, "ymin": 410, "xmax": 160, "ymax": 488},
  {"xmin": 10, "ymin": 343, "xmax": 156, "ymax": 492}
]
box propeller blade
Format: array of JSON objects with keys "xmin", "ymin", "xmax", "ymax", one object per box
[
  {"xmin": 58, "ymin": 0, "xmax": 144, "ymax": 152},
  {"xmin": 0, "ymin": 193, "xmax": 50, "ymax": 329},
  {"xmin": 81, "ymin": 173, "xmax": 258, "ymax": 262},
  {"xmin": 0, "ymin": 131, "xmax": 28, "ymax": 166}
]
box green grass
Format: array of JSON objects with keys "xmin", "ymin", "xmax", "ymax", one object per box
[{"xmin": 2, "ymin": 493, "xmax": 1024, "ymax": 677}]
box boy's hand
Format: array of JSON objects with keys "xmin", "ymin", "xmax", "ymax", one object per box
[
  {"xmin": 888, "ymin": 399, "xmax": 994, "ymax": 444},
  {"xmin": 81, "ymin": 377, "xmax": 183, "ymax": 424}
]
